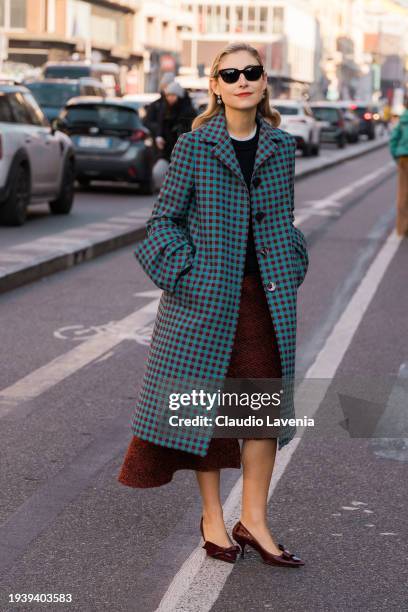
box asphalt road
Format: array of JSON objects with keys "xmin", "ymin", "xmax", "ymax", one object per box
[{"xmin": 0, "ymin": 145, "xmax": 407, "ymax": 611}]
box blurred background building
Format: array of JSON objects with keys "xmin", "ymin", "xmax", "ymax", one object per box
[{"xmin": 0, "ymin": 0, "xmax": 407, "ymax": 103}]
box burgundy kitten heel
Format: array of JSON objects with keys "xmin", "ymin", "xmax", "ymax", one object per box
[
  {"xmin": 232, "ymin": 521, "xmax": 305, "ymax": 567},
  {"xmin": 200, "ymin": 516, "xmax": 240, "ymax": 564}
]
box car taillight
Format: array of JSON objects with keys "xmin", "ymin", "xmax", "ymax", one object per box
[
  {"xmin": 364, "ymin": 112, "xmax": 372, "ymax": 120},
  {"xmin": 129, "ymin": 129, "xmax": 147, "ymax": 142},
  {"xmin": 373, "ymin": 113, "xmax": 380, "ymax": 120},
  {"xmin": 338, "ymin": 118, "xmax": 344, "ymax": 127}
]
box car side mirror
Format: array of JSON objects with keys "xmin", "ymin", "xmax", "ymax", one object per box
[{"xmin": 51, "ymin": 117, "xmax": 67, "ymax": 133}]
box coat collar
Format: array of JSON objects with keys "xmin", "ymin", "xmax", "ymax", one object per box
[{"xmin": 197, "ymin": 110, "xmax": 285, "ymax": 187}]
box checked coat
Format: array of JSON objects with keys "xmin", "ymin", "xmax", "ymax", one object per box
[{"xmin": 130, "ymin": 109, "xmax": 309, "ymax": 457}]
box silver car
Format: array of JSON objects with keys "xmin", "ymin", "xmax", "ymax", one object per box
[{"xmin": 0, "ymin": 83, "xmax": 75, "ymax": 226}]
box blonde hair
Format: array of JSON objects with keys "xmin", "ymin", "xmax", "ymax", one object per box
[{"xmin": 191, "ymin": 42, "xmax": 280, "ymax": 131}]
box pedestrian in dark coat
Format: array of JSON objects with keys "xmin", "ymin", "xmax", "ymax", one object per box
[
  {"xmin": 118, "ymin": 43, "xmax": 308, "ymax": 567},
  {"xmin": 155, "ymin": 81, "xmax": 197, "ymax": 161}
]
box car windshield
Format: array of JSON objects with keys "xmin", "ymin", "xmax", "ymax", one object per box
[
  {"xmin": 311, "ymin": 107, "xmax": 339, "ymax": 121},
  {"xmin": 25, "ymin": 82, "xmax": 79, "ymax": 107},
  {"xmin": 273, "ymin": 105, "xmax": 299, "ymax": 115},
  {"xmin": 45, "ymin": 66, "xmax": 90, "ymax": 78},
  {"xmin": 64, "ymin": 104, "xmax": 141, "ymax": 130}
]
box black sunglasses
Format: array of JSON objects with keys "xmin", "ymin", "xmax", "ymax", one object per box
[{"xmin": 217, "ymin": 65, "xmax": 264, "ymax": 84}]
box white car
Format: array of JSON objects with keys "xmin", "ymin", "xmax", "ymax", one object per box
[
  {"xmin": 0, "ymin": 83, "xmax": 75, "ymax": 226},
  {"xmin": 122, "ymin": 93, "xmax": 161, "ymax": 119},
  {"xmin": 270, "ymin": 99, "xmax": 321, "ymax": 156}
]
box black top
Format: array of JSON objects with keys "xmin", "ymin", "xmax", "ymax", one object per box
[{"xmin": 230, "ymin": 119, "xmax": 260, "ymax": 274}]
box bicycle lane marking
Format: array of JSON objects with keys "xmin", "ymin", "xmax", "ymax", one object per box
[
  {"xmin": 0, "ymin": 292, "xmax": 161, "ymax": 418},
  {"xmin": 153, "ymin": 228, "xmax": 403, "ymax": 612}
]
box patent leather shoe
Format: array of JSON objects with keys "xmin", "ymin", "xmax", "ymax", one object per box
[
  {"xmin": 200, "ymin": 516, "xmax": 240, "ymax": 564},
  {"xmin": 232, "ymin": 520, "xmax": 305, "ymax": 567}
]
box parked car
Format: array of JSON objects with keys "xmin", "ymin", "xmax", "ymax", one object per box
[
  {"xmin": 309, "ymin": 103, "xmax": 348, "ymax": 148},
  {"xmin": 122, "ymin": 93, "xmax": 161, "ymax": 119},
  {"xmin": 42, "ymin": 61, "xmax": 123, "ymax": 97},
  {"xmin": 270, "ymin": 99, "xmax": 321, "ymax": 156},
  {"xmin": 23, "ymin": 78, "xmax": 107, "ymax": 122},
  {"xmin": 0, "ymin": 83, "xmax": 75, "ymax": 226},
  {"xmin": 347, "ymin": 101, "xmax": 379, "ymax": 140},
  {"xmin": 337, "ymin": 105, "xmax": 360, "ymax": 143},
  {"xmin": 189, "ymin": 92, "xmax": 210, "ymax": 114},
  {"xmin": 54, "ymin": 97, "xmax": 154, "ymax": 193}
]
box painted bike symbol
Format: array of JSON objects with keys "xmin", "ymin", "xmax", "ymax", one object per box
[{"xmin": 54, "ymin": 321, "xmax": 154, "ymax": 345}]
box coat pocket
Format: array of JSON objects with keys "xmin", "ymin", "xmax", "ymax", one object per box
[
  {"xmin": 291, "ymin": 227, "xmax": 309, "ymax": 287},
  {"xmin": 134, "ymin": 231, "xmax": 195, "ymax": 294}
]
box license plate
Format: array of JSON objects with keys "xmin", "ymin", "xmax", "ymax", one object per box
[{"xmin": 78, "ymin": 136, "xmax": 111, "ymax": 149}]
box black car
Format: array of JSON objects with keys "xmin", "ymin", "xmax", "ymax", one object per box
[
  {"xmin": 24, "ymin": 78, "xmax": 107, "ymax": 122},
  {"xmin": 348, "ymin": 102, "xmax": 379, "ymax": 140},
  {"xmin": 310, "ymin": 103, "xmax": 347, "ymax": 148},
  {"xmin": 54, "ymin": 97, "xmax": 154, "ymax": 194}
]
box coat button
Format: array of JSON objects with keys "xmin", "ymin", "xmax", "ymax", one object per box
[
  {"xmin": 253, "ymin": 176, "xmax": 261, "ymax": 187},
  {"xmin": 255, "ymin": 211, "xmax": 266, "ymax": 222},
  {"xmin": 266, "ymin": 281, "xmax": 276, "ymax": 292},
  {"xmin": 260, "ymin": 246, "xmax": 269, "ymax": 256}
]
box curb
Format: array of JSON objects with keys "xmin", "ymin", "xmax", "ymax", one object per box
[
  {"xmin": 0, "ymin": 225, "xmax": 146, "ymax": 295},
  {"xmin": 0, "ymin": 137, "xmax": 389, "ymax": 295},
  {"xmin": 295, "ymin": 136, "xmax": 388, "ymax": 180}
]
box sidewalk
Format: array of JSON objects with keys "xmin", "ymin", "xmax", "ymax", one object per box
[{"xmin": 0, "ymin": 135, "xmax": 389, "ymax": 295}]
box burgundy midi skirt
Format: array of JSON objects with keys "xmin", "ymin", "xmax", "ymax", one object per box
[{"xmin": 117, "ymin": 267, "xmax": 282, "ymax": 488}]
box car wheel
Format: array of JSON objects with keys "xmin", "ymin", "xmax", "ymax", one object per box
[
  {"xmin": 49, "ymin": 158, "xmax": 75, "ymax": 215},
  {"xmin": 312, "ymin": 142, "xmax": 320, "ymax": 156},
  {"xmin": 302, "ymin": 138, "xmax": 312, "ymax": 157},
  {"xmin": 77, "ymin": 178, "xmax": 91, "ymax": 188},
  {"xmin": 337, "ymin": 134, "xmax": 346, "ymax": 148},
  {"xmin": 0, "ymin": 163, "xmax": 30, "ymax": 226},
  {"xmin": 138, "ymin": 175, "xmax": 154, "ymax": 195}
]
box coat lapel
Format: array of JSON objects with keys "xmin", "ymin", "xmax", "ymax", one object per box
[{"xmin": 197, "ymin": 110, "xmax": 285, "ymax": 188}]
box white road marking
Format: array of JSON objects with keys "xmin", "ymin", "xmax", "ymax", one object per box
[
  {"xmin": 154, "ymin": 228, "xmax": 402, "ymax": 612},
  {"xmin": 295, "ymin": 161, "xmax": 395, "ymax": 224},
  {"xmin": 0, "ymin": 294, "xmax": 161, "ymax": 417}
]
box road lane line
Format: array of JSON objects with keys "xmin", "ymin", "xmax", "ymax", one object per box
[
  {"xmin": 296, "ymin": 161, "xmax": 395, "ymax": 224},
  {"xmin": 0, "ymin": 295, "xmax": 161, "ymax": 417},
  {"xmin": 155, "ymin": 227, "xmax": 402, "ymax": 612}
]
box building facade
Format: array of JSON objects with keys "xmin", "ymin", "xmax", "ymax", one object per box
[
  {"xmin": 179, "ymin": 0, "xmax": 316, "ymax": 98},
  {"xmin": 0, "ymin": 0, "xmax": 141, "ymax": 74}
]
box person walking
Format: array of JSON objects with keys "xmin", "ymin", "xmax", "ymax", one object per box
[
  {"xmin": 118, "ymin": 42, "xmax": 309, "ymax": 568},
  {"xmin": 389, "ymin": 99, "xmax": 408, "ymax": 237},
  {"xmin": 143, "ymin": 72, "xmax": 175, "ymax": 143},
  {"xmin": 154, "ymin": 81, "xmax": 197, "ymax": 161}
]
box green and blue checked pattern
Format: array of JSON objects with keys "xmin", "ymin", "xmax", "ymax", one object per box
[{"xmin": 131, "ymin": 110, "xmax": 309, "ymax": 456}]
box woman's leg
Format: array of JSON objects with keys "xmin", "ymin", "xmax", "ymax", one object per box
[
  {"xmin": 240, "ymin": 438, "xmax": 283, "ymax": 555},
  {"xmin": 195, "ymin": 470, "xmax": 234, "ymax": 547}
]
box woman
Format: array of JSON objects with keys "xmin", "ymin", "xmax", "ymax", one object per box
[
  {"xmin": 118, "ymin": 43, "xmax": 308, "ymax": 568},
  {"xmin": 389, "ymin": 99, "xmax": 408, "ymax": 237},
  {"xmin": 154, "ymin": 81, "xmax": 197, "ymax": 162}
]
